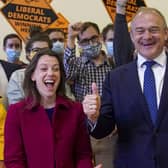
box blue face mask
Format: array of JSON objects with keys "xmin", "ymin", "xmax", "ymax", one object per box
[
  {"xmin": 6, "ymin": 48, "xmax": 21, "ymax": 62},
  {"xmin": 105, "ymin": 41, "xmax": 114, "ymax": 57},
  {"xmin": 52, "ymin": 41, "xmax": 64, "ymax": 54},
  {"xmin": 81, "ymin": 42, "xmax": 102, "ymax": 59}
]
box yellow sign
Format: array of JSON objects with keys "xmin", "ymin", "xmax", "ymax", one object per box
[
  {"xmin": 47, "ymin": 12, "xmax": 69, "ymax": 34},
  {"xmin": 0, "ymin": 0, "xmax": 61, "ymax": 41},
  {"xmin": 102, "ymin": 0, "xmax": 146, "ymax": 23},
  {"xmin": 1, "ymin": 0, "xmax": 52, "ymax": 3},
  {"xmin": 46, "ymin": 0, "xmax": 52, "ymax": 3}
]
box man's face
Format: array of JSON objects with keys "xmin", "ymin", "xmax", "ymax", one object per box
[
  {"xmin": 4, "ymin": 37, "xmax": 22, "ymax": 51},
  {"xmin": 49, "ymin": 31, "xmax": 65, "ymax": 54},
  {"xmin": 78, "ymin": 26, "xmax": 100, "ymax": 47},
  {"xmin": 27, "ymin": 41, "xmax": 49, "ymax": 62},
  {"xmin": 49, "ymin": 31, "xmax": 65, "ymax": 43},
  {"xmin": 130, "ymin": 11, "xmax": 168, "ymax": 59}
]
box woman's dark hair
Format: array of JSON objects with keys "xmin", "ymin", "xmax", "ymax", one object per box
[
  {"xmin": 23, "ymin": 48, "xmax": 66, "ymax": 108},
  {"xmin": 101, "ymin": 24, "xmax": 114, "ymax": 41}
]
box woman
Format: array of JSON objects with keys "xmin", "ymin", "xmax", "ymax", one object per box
[{"xmin": 4, "ymin": 49, "xmax": 93, "ymax": 168}]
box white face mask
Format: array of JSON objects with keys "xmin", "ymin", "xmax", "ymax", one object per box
[
  {"xmin": 52, "ymin": 41, "xmax": 64, "ymax": 54},
  {"xmin": 105, "ymin": 41, "xmax": 114, "ymax": 57},
  {"xmin": 6, "ymin": 48, "xmax": 21, "ymax": 62}
]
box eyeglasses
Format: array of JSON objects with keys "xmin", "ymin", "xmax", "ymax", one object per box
[
  {"xmin": 79, "ymin": 35, "xmax": 99, "ymax": 46},
  {"xmin": 30, "ymin": 47, "xmax": 42, "ymax": 52},
  {"xmin": 28, "ymin": 47, "xmax": 49, "ymax": 60}
]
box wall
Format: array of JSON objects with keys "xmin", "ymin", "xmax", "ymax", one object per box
[{"xmin": 0, "ymin": 0, "xmax": 167, "ymax": 62}]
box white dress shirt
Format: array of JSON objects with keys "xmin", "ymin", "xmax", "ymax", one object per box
[{"xmin": 137, "ymin": 49, "xmax": 167, "ymax": 108}]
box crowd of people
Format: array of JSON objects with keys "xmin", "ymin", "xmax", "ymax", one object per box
[{"xmin": 1, "ymin": 0, "xmax": 168, "ymax": 168}]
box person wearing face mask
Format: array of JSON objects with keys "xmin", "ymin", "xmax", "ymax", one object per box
[
  {"xmin": 3, "ymin": 33, "xmax": 27, "ymax": 67},
  {"xmin": 64, "ymin": 21, "xmax": 115, "ymax": 102},
  {"xmin": 102, "ymin": 24, "xmax": 115, "ymax": 67},
  {"xmin": 64, "ymin": 21, "xmax": 114, "ymax": 168},
  {"xmin": 0, "ymin": 36, "xmax": 24, "ymax": 168},
  {"xmin": 45, "ymin": 28, "xmax": 65, "ymax": 55}
]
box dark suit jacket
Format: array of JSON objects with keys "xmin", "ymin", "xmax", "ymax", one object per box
[
  {"xmin": 91, "ymin": 58, "xmax": 168, "ymax": 168},
  {"xmin": 5, "ymin": 96, "xmax": 93, "ymax": 168},
  {"xmin": 0, "ymin": 60, "xmax": 22, "ymax": 80}
]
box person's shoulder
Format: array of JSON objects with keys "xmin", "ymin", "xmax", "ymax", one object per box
[
  {"xmin": 12, "ymin": 68, "xmax": 26, "ymax": 76},
  {"xmin": 9, "ymin": 99, "xmax": 26, "ymax": 107},
  {"xmin": 0, "ymin": 59, "xmax": 21, "ymax": 68},
  {"xmin": 57, "ymin": 96, "xmax": 81, "ymax": 108},
  {"xmin": 105, "ymin": 60, "xmax": 136, "ymax": 82},
  {"xmin": 8, "ymin": 99, "xmax": 27, "ymax": 114},
  {"xmin": 0, "ymin": 59, "xmax": 23, "ymax": 73},
  {"xmin": 110, "ymin": 60, "xmax": 136, "ymax": 74},
  {"xmin": 0, "ymin": 60, "xmax": 24, "ymax": 80}
]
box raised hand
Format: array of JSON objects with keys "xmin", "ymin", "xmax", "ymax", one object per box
[
  {"xmin": 67, "ymin": 22, "xmax": 83, "ymax": 49},
  {"xmin": 82, "ymin": 82, "xmax": 100, "ymax": 122},
  {"xmin": 117, "ymin": 0, "xmax": 129, "ymax": 6},
  {"xmin": 116, "ymin": 0, "xmax": 128, "ymax": 14}
]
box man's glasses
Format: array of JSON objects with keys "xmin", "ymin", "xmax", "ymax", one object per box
[
  {"xmin": 29, "ymin": 47, "xmax": 49, "ymax": 60},
  {"xmin": 30, "ymin": 47, "xmax": 42, "ymax": 52},
  {"xmin": 78, "ymin": 35, "xmax": 99, "ymax": 46}
]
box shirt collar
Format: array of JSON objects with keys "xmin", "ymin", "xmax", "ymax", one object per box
[{"xmin": 137, "ymin": 49, "xmax": 167, "ymax": 68}]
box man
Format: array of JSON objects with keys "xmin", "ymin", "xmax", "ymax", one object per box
[
  {"xmin": 83, "ymin": 7, "xmax": 168, "ymax": 168},
  {"xmin": 64, "ymin": 22, "xmax": 114, "ymax": 168},
  {"xmin": 45, "ymin": 28, "xmax": 66, "ymax": 55},
  {"xmin": 64, "ymin": 21, "xmax": 114, "ymax": 102},
  {"xmin": 3, "ymin": 33, "xmax": 26, "ymax": 67}
]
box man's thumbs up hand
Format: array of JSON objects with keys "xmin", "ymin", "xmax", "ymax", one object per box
[
  {"xmin": 82, "ymin": 83, "xmax": 100, "ymax": 122},
  {"xmin": 92, "ymin": 82, "xmax": 99, "ymax": 95}
]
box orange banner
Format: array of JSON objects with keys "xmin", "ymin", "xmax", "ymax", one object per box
[
  {"xmin": 1, "ymin": 0, "xmax": 69, "ymax": 41},
  {"xmin": 102, "ymin": 0, "xmax": 146, "ymax": 23}
]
